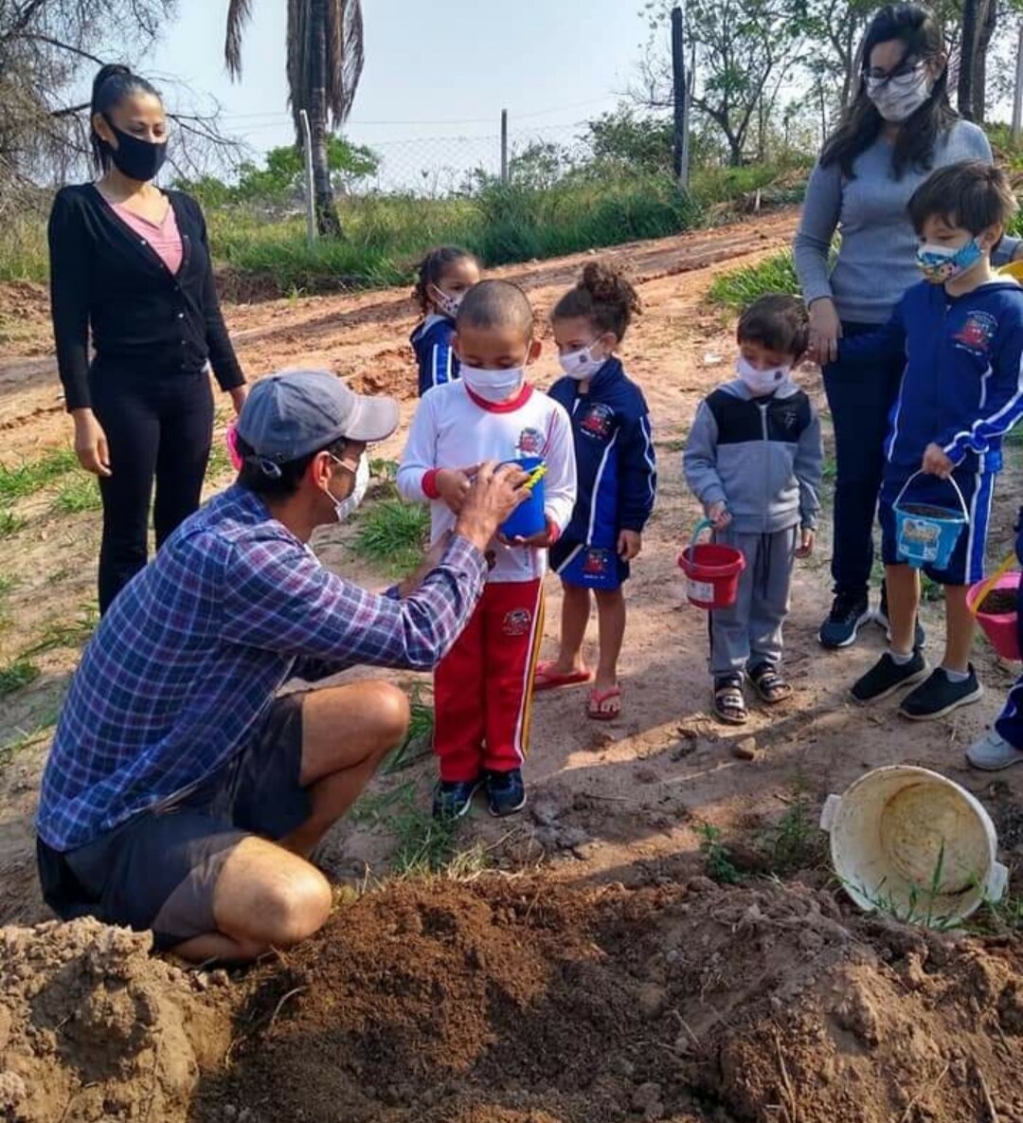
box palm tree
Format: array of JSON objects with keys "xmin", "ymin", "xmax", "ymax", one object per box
[{"xmin": 226, "ymin": 0, "xmax": 365, "ymax": 237}]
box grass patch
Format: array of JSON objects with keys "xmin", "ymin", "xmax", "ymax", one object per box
[
  {"xmin": 758, "ymin": 792, "xmax": 825, "ymax": 876},
  {"xmin": 698, "ymin": 823, "xmax": 743, "ymax": 885},
  {"xmin": 0, "ymin": 510, "xmax": 26, "ymax": 538},
  {"xmin": 707, "ymin": 251, "xmax": 801, "ymax": 310},
  {"xmin": 0, "ymin": 658, "xmax": 40, "ymax": 698},
  {"xmin": 384, "ymin": 694, "xmax": 435, "ymax": 775},
  {"xmin": 354, "ymin": 498, "xmax": 431, "ymax": 577},
  {"xmin": 53, "ymin": 474, "xmax": 101, "ymax": 514},
  {"xmin": 21, "ymin": 605, "xmax": 99, "ymax": 658},
  {"xmin": 0, "ymin": 448, "xmax": 78, "ymax": 504}
]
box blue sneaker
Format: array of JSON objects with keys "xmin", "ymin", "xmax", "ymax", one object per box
[
  {"xmin": 432, "ymin": 778, "xmax": 482, "ymax": 821},
  {"xmin": 484, "ymin": 769, "xmax": 527, "ymax": 817}
]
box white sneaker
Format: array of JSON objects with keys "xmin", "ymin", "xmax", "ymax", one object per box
[{"xmin": 966, "ymin": 729, "xmax": 1023, "ymax": 771}]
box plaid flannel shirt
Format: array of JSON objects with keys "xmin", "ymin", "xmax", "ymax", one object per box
[{"xmin": 37, "ymin": 485, "xmax": 486, "ymax": 851}]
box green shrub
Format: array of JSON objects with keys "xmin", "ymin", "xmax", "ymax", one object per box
[{"xmin": 707, "ymin": 251, "xmax": 801, "ymax": 310}]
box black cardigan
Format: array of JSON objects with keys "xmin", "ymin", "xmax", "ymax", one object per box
[{"xmin": 48, "ymin": 184, "xmax": 245, "ymax": 412}]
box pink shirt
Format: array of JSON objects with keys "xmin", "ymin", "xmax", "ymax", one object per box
[{"xmin": 111, "ymin": 199, "xmax": 183, "ymax": 276}]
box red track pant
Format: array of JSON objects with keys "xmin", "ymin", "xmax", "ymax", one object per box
[{"xmin": 433, "ymin": 579, "xmax": 544, "ymax": 783}]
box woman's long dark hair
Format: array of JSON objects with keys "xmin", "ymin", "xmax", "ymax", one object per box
[
  {"xmin": 821, "ymin": 4, "xmax": 957, "ymax": 179},
  {"xmin": 89, "ymin": 64, "xmax": 163, "ymax": 174}
]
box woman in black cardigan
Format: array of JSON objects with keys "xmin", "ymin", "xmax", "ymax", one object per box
[{"xmin": 49, "ymin": 64, "xmax": 248, "ymax": 613}]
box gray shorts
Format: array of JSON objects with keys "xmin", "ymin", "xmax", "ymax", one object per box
[{"xmin": 37, "ymin": 694, "xmax": 307, "ymax": 951}]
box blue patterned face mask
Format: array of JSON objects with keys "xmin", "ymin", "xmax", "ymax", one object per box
[{"xmin": 916, "ymin": 239, "xmax": 984, "ymax": 284}]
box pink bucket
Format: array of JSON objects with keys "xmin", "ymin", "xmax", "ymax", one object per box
[{"xmin": 967, "ymin": 572, "xmax": 1021, "ymax": 661}]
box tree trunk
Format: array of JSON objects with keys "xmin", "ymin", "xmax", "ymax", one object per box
[
  {"xmin": 972, "ymin": 0, "xmax": 998, "ymax": 123},
  {"xmin": 309, "ymin": 0, "xmax": 342, "ymax": 238},
  {"xmin": 958, "ymin": 0, "xmax": 980, "ymax": 120}
]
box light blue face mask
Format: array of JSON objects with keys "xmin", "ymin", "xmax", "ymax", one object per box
[{"xmin": 916, "ymin": 239, "xmax": 984, "ymax": 284}]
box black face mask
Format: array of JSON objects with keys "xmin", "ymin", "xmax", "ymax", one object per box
[{"xmin": 100, "ymin": 118, "xmax": 168, "ymax": 182}]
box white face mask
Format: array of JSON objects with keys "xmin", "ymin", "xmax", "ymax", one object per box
[
  {"xmin": 330, "ymin": 455, "xmax": 369, "ymax": 523},
  {"xmin": 430, "ymin": 285, "xmax": 464, "ymax": 319},
  {"xmin": 559, "ymin": 341, "xmax": 607, "ymax": 381},
  {"xmin": 460, "ymin": 363, "xmax": 525, "ymax": 403},
  {"xmin": 736, "ymin": 356, "xmax": 791, "ymax": 396},
  {"xmin": 866, "ymin": 66, "xmax": 932, "ymax": 123}
]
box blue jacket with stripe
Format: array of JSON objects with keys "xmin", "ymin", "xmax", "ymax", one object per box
[
  {"xmin": 548, "ymin": 358, "xmax": 657, "ymax": 546},
  {"xmin": 840, "ymin": 279, "xmax": 1023, "ymax": 477},
  {"xmin": 411, "ymin": 314, "xmax": 460, "ymax": 397}
]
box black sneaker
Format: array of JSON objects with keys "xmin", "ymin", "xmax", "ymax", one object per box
[
  {"xmin": 850, "ymin": 650, "xmax": 928, "ymax": 703},
  {"xmin": 432, "ymin": 778, "xmax": 482, "ymax": 820},
  {"xmin": 484, "ymin": 768, "xmax": 527, "ymax": 818},
  {"xmin": 899, "ymin": 666, "xmax": 983, "ymax": 722},
  {"xmin": 875, "ymin": 583, "xmax": 926, "ymax": 649},
  {"xmin": 819, "ymin": 591, "xmax": 872, "ymax": 649}
]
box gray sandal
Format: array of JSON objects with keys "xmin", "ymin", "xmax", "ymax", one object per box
[{"xmin": 713, "ymin": 675, "xmax": 748, "ymax": 725}]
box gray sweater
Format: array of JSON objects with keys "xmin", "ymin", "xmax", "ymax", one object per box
[
  {"xmin": 684, "ymin": 380, "xmax": 823, "ymax": 535},
  {"xmin": 794, "ymin": 121, "xmax": 1018, "ymax": 325}
]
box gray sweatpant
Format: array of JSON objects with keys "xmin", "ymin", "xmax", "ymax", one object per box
[{"xmin": 709, "ymin": 525, "xmax": 798, "ymax": 677}]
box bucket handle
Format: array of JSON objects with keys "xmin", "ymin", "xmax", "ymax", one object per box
[
  {"xmin": 688, "ymin": 519, "xmax": 714, "ymax": 549},
  {"xmin": 893, "ymin": 470, "xmax": 969, "ymax": 522}
]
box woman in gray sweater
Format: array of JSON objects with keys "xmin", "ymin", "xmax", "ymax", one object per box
[{"xmin": 794, "ymin": 2, "xmax": 1020, "ymax": 651}]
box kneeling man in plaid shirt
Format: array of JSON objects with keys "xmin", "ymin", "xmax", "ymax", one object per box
[{"xmin": 36, "ymin": 370, "xmax": 524, "ymax": 961}]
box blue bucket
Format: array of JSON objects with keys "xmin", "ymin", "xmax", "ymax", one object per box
[
  {"xmin": 500, "ymin": 456, "xmax": 546, "ymax": 540},
  {"xmin": 893, "ymin": 471, "xmax": 969, "ymax": 570}
]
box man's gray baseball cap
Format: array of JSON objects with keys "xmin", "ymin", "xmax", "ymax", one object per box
[{"xmin": 236, "ymin": 369, "xmax": 400, "ymax": 463}]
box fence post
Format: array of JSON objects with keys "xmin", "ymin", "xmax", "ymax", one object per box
[
  {"xmin": 500, "ymin": 109, "xmax": 509, "ymax": 185},
  {"xmin": 299, "ymin": 109, "xmax": 317, "ymax": 246},
  {"xmin": 671, "ymin": 6, "xmax": 689, "ymax": 189}
]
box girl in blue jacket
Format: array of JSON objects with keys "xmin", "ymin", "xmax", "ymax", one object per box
[
  {"xmin": 409, "ymin": 246, "xmax": 480, "ymax": 397},
  {"xmin": 537, "ymin": 263, "xmax": 657, "ymax": 720}
]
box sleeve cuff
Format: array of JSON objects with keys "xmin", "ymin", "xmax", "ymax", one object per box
[
  {"xmin": 384, "ymin": 584, "xmax": 401, "ymax": 600},
  {"xmin": 422, "ymin": 469, "xmax": 441, "ymax": 500}
]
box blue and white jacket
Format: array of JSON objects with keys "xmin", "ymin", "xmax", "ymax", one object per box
[
  {"xmin": 841, "ymin": 280, "xmax": 1023, "ymax": 476},
  {"xmin": 548, "ymin": 358, "xmax": 657, "ymax": 546},
  {"xmin": 411, "ymin": 314, "xmax": 459, "ymax": 398}
]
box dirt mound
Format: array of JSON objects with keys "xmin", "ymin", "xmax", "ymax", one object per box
[
  {"xmin": 0, "ymin": 917, "xmax": 227, "ymax": 1123},
  {"xmin": 196, "ymin": 877, "xmax": 1023, "ymax": 1123}
]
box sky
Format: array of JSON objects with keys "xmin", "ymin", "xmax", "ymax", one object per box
[{"xmin": 149, "ymin": 0, "xmax": 656, "ymax": 186}]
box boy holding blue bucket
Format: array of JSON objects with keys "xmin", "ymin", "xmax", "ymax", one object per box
[
  {"xmin": 845, "ymin": 161, "xmax": 1023, "ymax": 720},
  {"xmin": 684, "ymin": 295, "xmax": 823, "ymax": 725},
  {"xmin": 398, "ymin": 280, "xmax": 576, "ymax": 819}
]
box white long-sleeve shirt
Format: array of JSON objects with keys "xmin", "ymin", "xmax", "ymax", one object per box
[{"xmin": 398, "ymin": 380, "xmax": 577, "ymax": 583}]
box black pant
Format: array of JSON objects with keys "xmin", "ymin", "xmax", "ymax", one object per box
[
  {"xmin": 821, "ymin": 321, "xmax": 905, "ymax": 599},
  {"xmin": 91, "ymin": 368, "xmax": 213, "ymax": 614}
]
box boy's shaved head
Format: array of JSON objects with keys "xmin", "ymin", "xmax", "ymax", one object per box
[{"xmin": 457, "ymin": 279, "xmax": 535, "ymax": 339}]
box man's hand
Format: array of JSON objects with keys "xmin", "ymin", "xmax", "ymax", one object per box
[
  {"xmin": 500, "ymin": 516, "xmax": 558, "ymax": 549},
  {"xmin": 922, "ymin": 442, "xmax": 954, "ymax": 479},
  {"xmin": 229, "ymin": 384, "xmax": 250, "ymax": 416},
  {"xmin": 796, "ymin": 527, "xmax": 816, "ymax": 559},
  {"xmin": 453, "ymin": 460, "xmax": 527, "ymax": 554},
  {"xmin": 618, "ymin": 529, "xmax": 642, "ymax": 560},
  {"xmin": 435, "ymin": 467, "xmax": 477, "ymax": 514},
  {"xmin": 396, "ymin": 531, "xmax": 453, "ymax": 598},
  {"xmin": 707, "ymin": 501, "xmax": 732, "ymax": 529}
]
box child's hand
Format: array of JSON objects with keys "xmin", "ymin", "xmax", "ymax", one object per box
[
  {"xmin": 499, "ymin": 516, "xmax": 557, "ymax": 549},
  {"xmin": 618, "ymin": 530, "xmax": 642, "ymax": 561},
  {"xmin": 435, "ymin": 466, "xmax": 477, "ymax": 513},
  {"xmin": 922, "ymin": 443, "xmax": 953, "ymax": 479},
  {"xmin": 796, "ymin": 527, "xmax": 816, "ymax": 559},
  {"xmin": 707, "ymin": 501, "xmax": 732, "ymax": 529}
]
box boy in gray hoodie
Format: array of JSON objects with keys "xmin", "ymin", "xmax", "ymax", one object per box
[{"xmin": 684, "ymin": 295, "xmax": 823, "ymax": 725}]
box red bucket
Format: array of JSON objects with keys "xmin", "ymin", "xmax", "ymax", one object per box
[
  {"xmin": 967, "ymin": 571, "xmax": 1021, "ymax": 661},
  {"xmin": 678, "ymin": 519, "xmax": 745, "ymax": 610}
]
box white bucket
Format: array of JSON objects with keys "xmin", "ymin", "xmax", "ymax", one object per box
[{"xmin": 820, "ymin": 765, "xmax": 1008, "ymax": 928}]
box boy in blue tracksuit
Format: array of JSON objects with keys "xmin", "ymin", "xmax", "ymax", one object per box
[
  {"xmin": 685, "ymin": 296, "xmax": 823, "ymax": 726},
  {"xmin": 847, "ymin": 161, "xmax": 1023, "ymax": 721},
  {"xmin": 409, "ymin": 246, "xmax": 480, "ymax": 397},
  {"xmin": 537, "ymin": 263, "xmax": 656, "ymax": 720}
]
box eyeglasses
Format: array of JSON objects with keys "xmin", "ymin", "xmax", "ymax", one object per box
[{"xmin": 864, "ymin": 59, "xmax": 925, "ymax": 87}]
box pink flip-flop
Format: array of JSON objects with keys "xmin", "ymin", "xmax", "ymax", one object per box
[
  {"xmin": 588, "ymin": 685, "xmax": 622, "ymax": 721},
  {"xmin": 534, "ymin": 661, "xmax": 593, "ymax": 692}
]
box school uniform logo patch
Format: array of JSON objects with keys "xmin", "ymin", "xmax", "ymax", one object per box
[
  {"xmin": 582, "ymin": 548, "xmax": 612, "ymax": 577},
  {"xmin": 578, "ymin": 402, "xmax": 615, "ymax": 441},
  {"xmin": 954, "ymin": 311, "xmax": 997, "ymax": 354},
  {"xmin": 502, "ymin": 608, "xmax": 533, "ymax": 637},
  {"xmin": 517, "ymin": 428, "xmax": 545, "ymax": 456}
]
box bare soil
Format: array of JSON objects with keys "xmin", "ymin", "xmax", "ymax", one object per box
[{"xmin": 2, "ymin": 208, "xmax": 1023, "ymax": 1121}]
